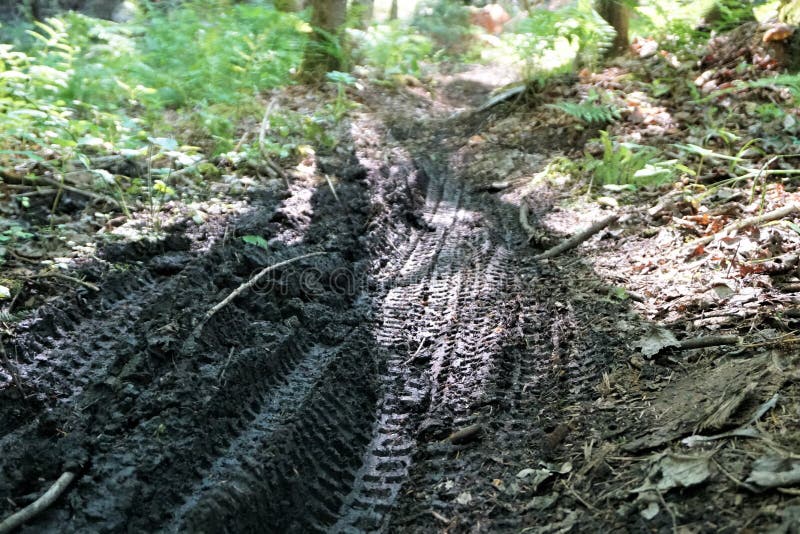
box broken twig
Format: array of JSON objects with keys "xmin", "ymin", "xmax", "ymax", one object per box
[
  {"xmin": 28, "ymin": 272, "xmax": 100, "ymax": 292},
  {"xmin": 519, "ymin": 201, "xmax": 536, "ymax": 241},
  {"xmin": 677, "ymin": 335, "xmax": 740, "ymax": 351},
  {"xmin": 0, "ymin": 471, "xmax": 76, "ymax": 534},
  {"xmin": 193, "ymin": 251, "xmax": 326, "ymax": 336},
  {"xmin": 445, "ymin": 423, "xmax": 482, "ymax": 445},
  {"xmin": 535, "ymin": 214, "xmax": 618, "ymax": 260}
]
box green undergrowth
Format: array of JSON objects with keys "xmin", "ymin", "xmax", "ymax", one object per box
[
  {"xmin": 348, "ymin": 21, "xmax": 435, "ymax": 79},
  {"xmin": 0, "ymin": 1, "xmax": 311, "ymax": 184}
]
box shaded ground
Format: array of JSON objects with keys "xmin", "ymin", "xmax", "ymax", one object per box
[{"xmin": 2, "ymin": 56, "xmax": 800, "ymax": 534}]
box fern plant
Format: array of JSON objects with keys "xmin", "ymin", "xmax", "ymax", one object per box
[{"xmin": 546, "ymin": 89, "xmax": 620, "ymax": 125}]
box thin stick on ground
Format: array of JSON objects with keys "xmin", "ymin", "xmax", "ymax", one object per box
[
  {"xmin": 193, "ymin": 251, "xmax": 326, "ymax": 336},
  {"xmin": 685, "ymin": 203, "xmax": 799, "ymax": 251},
  {"xmin": 28, "ymin": 272, "xmax": 100, "ymax": 292},
  {"xmin": 39, "ymin": 175, "xmax": 119, "ymax": 208},
  {"xmin": 655, "ymin": 488, "xmax": 677, "ymax": 534},
  {"xmin": 0, "ymin": 471, "xmax": 76, "ymax": 534},
  {"xmin": 519, "ymin": 201, "xmax": 537, "ymax": 241},
  {"xmin": 0, "ymin": 341, "xmax": 26, "ymax": 398},
  {"xmin": 535, "ymin": 214, "xmax": 618, "ymax": 260},
  {"xmin": 560, "ymin": 480, "xmax": 599, "ymax": 513},
  {"xmin": 677, "ymin": 335, "xmax": 740, "ymax": 351},
  {"xmin": 258, "ymin": 99, "xmax": 290, "ymax": 188}
]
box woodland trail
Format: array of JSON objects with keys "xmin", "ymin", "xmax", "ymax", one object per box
[
  {"xmin": 6, "ymin": 66, "xmax": 787, "ymax": 533},
  {"xmin": 0, "ymin": 69, "xmax": 610, "ymax": 532}
]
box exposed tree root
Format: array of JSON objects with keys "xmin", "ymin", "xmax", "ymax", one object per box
[{"xmin": 0, "ymin": 472, "xmax": 76, "ymax": 534}]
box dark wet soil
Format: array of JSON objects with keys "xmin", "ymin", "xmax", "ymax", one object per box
[{"xmin": 2, "ymin": 67, "xmax": 799, "ymax": 534}]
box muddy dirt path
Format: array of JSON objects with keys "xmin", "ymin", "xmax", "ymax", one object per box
[{"xmin": 1, "ymin": 71, "xmax": 650, "ymax": 533}]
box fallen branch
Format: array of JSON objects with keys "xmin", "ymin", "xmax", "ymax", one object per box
[
  {"xmin": 519, "ymin": 201, "xmax": 536, "ymax": 240},
  {"xmin": 192, "ymin": 251, "xmax": 326, "ymax": 336},
  {"xmin": 28, "ymin": 272, "xmax": 100, "ymax": 292},
  {"xmin": 0, "ymin": 471, "xmax": 76, "ymax": 534},
  {"xmin": 676, "ymin": 335, "xmax": 740, "ymax": 351},
  {"xmin": 777, "ymin": 282, "xmax": 800, "ymax": 293},
  {"xmin": 685, "ymin": 203, "xmax": 800, "ymax": 251},
  {"xmin": 39, "ymin": 175, "xmax": 120, "ymax": 207},
  {"xmin": 535, "ymin": 214, "xmax": 618, "ymax": 260}
]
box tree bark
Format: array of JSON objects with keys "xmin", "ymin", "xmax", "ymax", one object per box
[
  {"xmin": 389, "ymin": 0, "xmax": 398, "ymax": 20},
  {"xmin": 596, "ymin": 0, "xmax": 629, "ymax": 56},
  {"xmin": 301, "ymin": 0, "xmax": 347, "ymax": 82},
  {"xmin": 5, "ymin": 0, "xmax": 125, "ymax": 21}
]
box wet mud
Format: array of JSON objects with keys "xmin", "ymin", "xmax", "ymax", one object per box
[{"xmin": 0, "ymin": 82, "xmax": 708, "ymax": 533}]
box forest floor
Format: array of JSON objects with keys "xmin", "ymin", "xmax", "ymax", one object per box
[{"xmin": 3, "ymin": 30, "xmax": 800, "ymax": 533}]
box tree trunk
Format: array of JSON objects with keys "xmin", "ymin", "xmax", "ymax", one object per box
[
  {"xmin": 596, "ymin": 0, "xmax": 629, "ymax": 56},
  {"xmin": 301, "ymin": 0, "xmax": 347, "ymax": 82},
  {"xmin": 389, "ymin": 0, "xmax": 398, "ymax": 20},
  {"xmin": 7, "ymin": 0, "xmax": 124, "ymax": 21}
]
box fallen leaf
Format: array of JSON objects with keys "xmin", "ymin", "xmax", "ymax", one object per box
[
  {"xmin": 636, "ymin": 325, "xmax": 680, "ymax": 358},
  {"xmin": 455, "ymin": 491, "xmax": 472, "ymax": 505},
  {"xmin": 522, "ymin": 494, "xmax": 559, "ymax": 511},
  {"xmin": 746, "ymin": 455, "xmax": 800, "ymax": 489},
  {"xmin": 655, "ymin": 454, "xmax": 711, "ymax": 490},
  {"xmin": 640, "ymin": 501, "xmax": 660, "ymax": 520},
  {"xmin": 633, "ymin": 453, "xmax": 712, "ymax": 493}
]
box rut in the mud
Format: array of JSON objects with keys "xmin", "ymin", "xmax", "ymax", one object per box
[{"xmin": 0, "ymin": 86, "xmax": 625, "ymax": 532}]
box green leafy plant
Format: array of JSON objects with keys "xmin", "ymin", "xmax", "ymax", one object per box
[
  {"xmin": 507, "ymin": 0, "xmax": 616, "ymax": 81},
  {"xmin": 411, "ymin": 0, "xmax": 474, "ymax": 55},
  {"xmin": 242, "ymin": 235, "xmax": 269, "ymax": 251},
  {"xmin": 326, "ymin": 70, "xmax": 358, "ymax": 120},
  {"xmin": 584, "ymin": 131, "xmax": 674, "ymax": 187},
  {"xmin": 0, "ymin": 220, "xmax": 34, "ymax": 265},
  {"xmin": 349, "ymin": 22, "xmax": 434, "ymax": 78},
  {"xmin": 546, "ymin": 89, "xmax": 621, "ymax": 125}
]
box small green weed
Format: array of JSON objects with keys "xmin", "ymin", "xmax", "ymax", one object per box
[
  {"xmin": 242, "ymin": 235, "xmax": 270, "ymax": 251},
  {"xmin": 584, "ymin": 131, "xmax": 674, "ymax": 188},
  {"xmin": 325, "ymin": 70, "xmax": 359, "ymax": 120},
  {"xmin": 0, "ymin": 220, "xmax": 34, "ymax": 265}
]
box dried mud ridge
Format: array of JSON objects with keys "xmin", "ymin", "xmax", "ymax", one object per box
[{"xmin": 0, "ymin": 99, "xmax": 619, "ymax": 532}]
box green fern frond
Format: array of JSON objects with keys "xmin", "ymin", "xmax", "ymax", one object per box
[
  {"xmin": 546, "ymin": 89, "xmax": 621, "ymax": 124},
  {"xmin": 744, "ymin": 74, "xmax": 800, "ymax": 98},
  {"xmin": 546, "ymin": 101, "xmax": 620, "ymax": 124}
]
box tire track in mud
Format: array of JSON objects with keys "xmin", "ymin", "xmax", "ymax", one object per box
[
  {"xmin": 333, "ymin": 149, "xmax": 525, "ymax": 530},
  {"xmin": 0, "ymin": 101, "xmax": 613, "ymax": 532}
]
